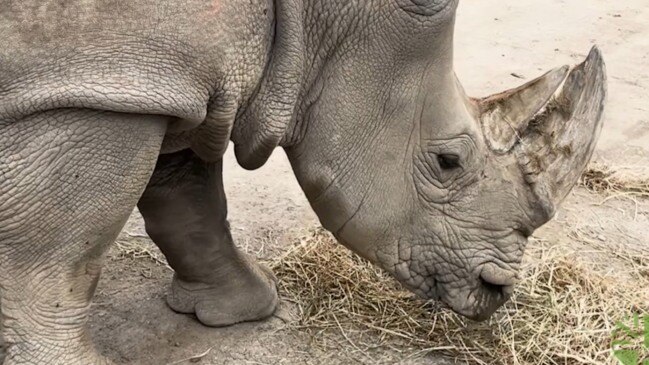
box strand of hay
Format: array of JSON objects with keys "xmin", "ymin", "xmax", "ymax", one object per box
[
  {"xmin": 581, "ymin": 164, "xmax": 649, "ymax": 197},
  {"xmin": 271, "ymin": 229, "xmax": 649, "ymax": 364},
  {"xmin": 115, "ymin": 235, "xmax": 171, "ymax": 269}
]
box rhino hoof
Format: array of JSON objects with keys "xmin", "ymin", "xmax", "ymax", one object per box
[{"xmin": 166, "ymin": 260, "xmax": 279, "ymax": 327}]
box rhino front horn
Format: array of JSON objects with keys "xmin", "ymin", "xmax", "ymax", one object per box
[{"xmin": 480, "ymin": 46, "xmax": 607, "ymax": 220}]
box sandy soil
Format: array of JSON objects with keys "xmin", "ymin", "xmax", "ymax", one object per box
[{"xmin": 86, "ymin": 1, "xmax": 648, "ymax": 364}]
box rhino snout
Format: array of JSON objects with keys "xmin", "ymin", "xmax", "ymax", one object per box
[
  {"xmin": 391, "ymin": 250, "xmax": 521, "ymax": 322},
  {"xmin": 440, "ymin": 262, "xmax": 520, "ymax": 321}
]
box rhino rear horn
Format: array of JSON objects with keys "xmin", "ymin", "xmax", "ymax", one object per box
[{"xmin": 480, "ymin": 47, "xmax": 607, "ymax": 220}]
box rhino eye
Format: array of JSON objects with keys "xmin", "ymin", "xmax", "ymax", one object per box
[{"xmin": 437, "ymin": 153, "xmax": 461, "ymax": 170}]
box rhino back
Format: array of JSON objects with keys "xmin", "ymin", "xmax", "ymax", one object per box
[{"xmin": 0, "ymin": 0, "xmax": 273, "ymax": 133}]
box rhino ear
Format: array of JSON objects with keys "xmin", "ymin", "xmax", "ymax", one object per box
[
  {"xmin": 479, "ymin": 66, "xmax": 570, "ymax": 153},
  {"xmin": 515, "ymin": 47, "xmax": 607, "ymax": 219}
]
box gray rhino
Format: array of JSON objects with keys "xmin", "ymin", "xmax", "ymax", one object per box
[{"xmin": 0, "ymin": 0, "xmax": 605, "ymax": 363}]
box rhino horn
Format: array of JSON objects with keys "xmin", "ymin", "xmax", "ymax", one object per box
[{"xmin": 480, "ymin": 46, "xmax": 607, "ymax": 220}]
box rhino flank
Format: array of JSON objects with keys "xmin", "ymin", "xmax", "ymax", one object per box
[{"xmin": 0, "ymin": 0, "xmax": 605, "ymax": 363}]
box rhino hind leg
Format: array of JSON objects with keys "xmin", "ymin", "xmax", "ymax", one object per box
[
  {"xmin": 137, "ymin": 149, "xmax": 278, "ymax": 327},
  {"xmin": 0, "ymin": 110, "xmax": 166, "ymax": 364}
]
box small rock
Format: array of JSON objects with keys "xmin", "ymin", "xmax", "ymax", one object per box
[{"xmin": 597, "ymin": 235, "xmax": 607, "ymax": 242}]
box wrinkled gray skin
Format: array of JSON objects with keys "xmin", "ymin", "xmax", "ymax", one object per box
[{"xmin": 0, "ymin": 0, "xmax": 606, "ymax": 363}]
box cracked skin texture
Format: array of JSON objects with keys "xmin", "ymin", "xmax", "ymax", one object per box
[{"xmin": 0, "ymin": 0, "xmax": 605, "ymax": 363}]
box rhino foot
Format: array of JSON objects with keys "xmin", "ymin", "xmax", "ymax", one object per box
[
  {"xmin": 166, "ymin": 254, "xmax": 279, "ymax": 327},
  {"xmin": 137, "ymin": 149, "xmax": 280, "ymax": 327}
]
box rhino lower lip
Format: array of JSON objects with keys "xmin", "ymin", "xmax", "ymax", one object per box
[{"xmin": 450, "ymin": 295, "xmax": 507, "ymax": 322}]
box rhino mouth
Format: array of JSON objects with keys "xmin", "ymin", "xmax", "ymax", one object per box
[
  {"xmin": 392, "ymin": 266, "xmax": 515, "ymax": 321},
  {"xmin": 388, "ymin": 236, "xmax": 522, "ymax": 321},
  {"xmin": 444, "ymin": 280, "xmax": 515, "ymax": 321}
]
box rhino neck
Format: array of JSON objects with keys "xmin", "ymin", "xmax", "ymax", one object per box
[
  {"xmin": 271, "ymin": 0, "xmax": 387, "ymax": 153},
  {"xmin": 231, "ymin": 0, "xmax": 372, "ymax": 170},
  {"xmin": 231, "ymin": 0, "xmax": 308, "ymax": 170}
]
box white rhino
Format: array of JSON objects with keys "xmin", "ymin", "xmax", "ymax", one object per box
[{"xmin": 0, "ymin": 0, "xmax": 605, "ymax": 363}]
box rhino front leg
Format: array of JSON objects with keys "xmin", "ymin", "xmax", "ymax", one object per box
[
  {"xmin": 0, "ymin": 109, "xmax": 166, "ymax": 364},
  {"xmin": 137, "ymin": 149, "xmax": 278, "ymax": 327}
]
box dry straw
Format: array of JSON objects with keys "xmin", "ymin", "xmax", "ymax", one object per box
[
  {"xmin": 114, "ymin": 165, "xmax": 648, "ymax": 364},
  {"xmin": 580, "ymin": 164, "xmax": 649, "ymax": 197},
  {"xmin": 271, "ymin": 228, "xmax": 649, "ymax": 364}
]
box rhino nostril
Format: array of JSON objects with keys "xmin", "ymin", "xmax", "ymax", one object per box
[
  {"xmin": 479, "ymin": 274, "xmax": 515, "ymax": 297},
  {"xmin": 480, "ymin": 275, "xmax": 504, "ymax": 293}
]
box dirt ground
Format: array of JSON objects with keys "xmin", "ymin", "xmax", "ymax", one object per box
[{"xmin": 89, "ymin": 1, "xmax": 649, "ymax": 364}]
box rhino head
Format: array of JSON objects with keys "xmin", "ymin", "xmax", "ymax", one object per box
[{"xmin": 232, "ymin": 0, "xmax": 606, "ymax": 320}]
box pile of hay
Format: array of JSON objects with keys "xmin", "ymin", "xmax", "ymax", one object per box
[
  {"xmin": 581, "ymin": 164, "xmax": 649, "ymax": 197},
  {"xmin": 271, "ymin": 229, "xmax": 649, "ymax": 364}
]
